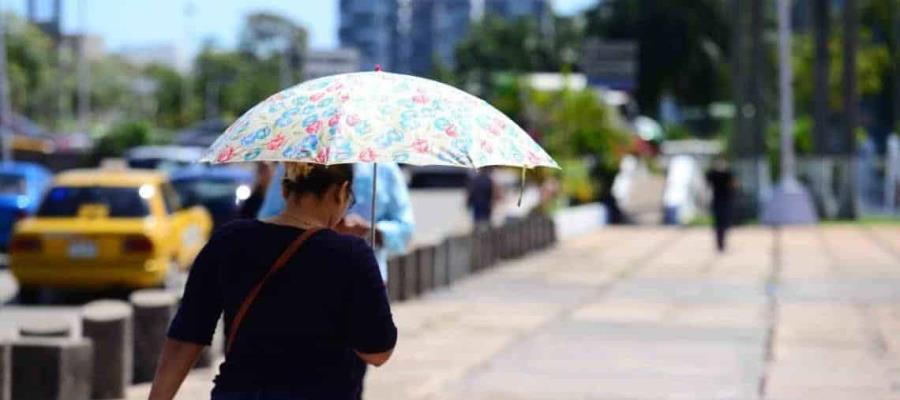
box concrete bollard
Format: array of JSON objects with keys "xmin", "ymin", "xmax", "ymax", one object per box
[
  {"xmin": 387, "ymin": 257, "xmax": 404, "ymax": 302},
  {"xmin": 130, "ymin": 289, "xmax": 177, "ymax": 384},
  {"xmin": 18, "ymin": 320, "xmax": 71, "ymax": 338},
  {"xmin": 416, "ymin": 246, "xmax": 435, "ymax": 293},
  {"xmin": 433, "ymin": 240, "xmax": 450, "ymax": 288},
  {"xmin": 12, "ymin": 337, "xmax": 93, "ymax": 400},
  {"xmin": 1, "ymin": 342, "xmax": 9, "ymax": 400},
  {"xmin": 447, "ymin": 235, "xmax": 472, "ymax": 282},
  {"xmin": 81, "ymin": 300, "xmax": 133, "ymax": 399},
  {"xmin": 548, "ymin": 216, "xmax": 558, "ymax": 245},
  {"xmin": 498, "ymin": 224, "xmax": 510, "ymax": 259},
  {"xmin": 401, "ymin": 251, "xmax": 419, "ymax": 300},
  {"xmin": 527, "ymin": 216, "xmax": 537, "ymax": 251},
  {"xmin": 506, "ymin": 221, "xmax": 520, "ymax": 258},
  {"xmin": 536, "ymin": 215, "xmax": 547, "ymax": 248}
]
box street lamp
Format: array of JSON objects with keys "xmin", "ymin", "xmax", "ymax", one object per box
[
  {"xmin": 762, "ymin": 0, "xmax": 817, "ymax": 225},
  {"xmin": 0, "ymin": 0, "xmax": 12, "ymax": 162}
]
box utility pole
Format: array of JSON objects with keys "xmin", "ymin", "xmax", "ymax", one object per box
[
  {"xmin": 892, "ymin": 0, "xmax": 899, "ymax": 134},
  {"xmin": 812, "ymin": 0, "xmax": 829, "ymax": 155},
  {"xmin": 77, "ymin": 0, "xmax": 90, "ymax": 135},
  {"xmin": 183, "ymin": 0, "xmax": 195, "ymax": 123},
  {"xmin": 0, "ymin": 0, "xmax": 13, "ymax": 162},
  {"xmin": 840, "ymin": 0, "xmax": 859, "ymax": 219},
  {"xmin": 762, "ymin": 0, "xmax": 818, "ymax": 225},
  {"xmin": 280, "ymin": 40, "xmax": 292, "ymax": 89}
]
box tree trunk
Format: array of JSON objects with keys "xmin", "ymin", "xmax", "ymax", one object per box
[
  {"xmin": 812, "ymin": 0, "xmax": 829, "ymax": 154},
  {"xmin": 840, "ymin": 0, "xmax": 858, "ymax": 219}
]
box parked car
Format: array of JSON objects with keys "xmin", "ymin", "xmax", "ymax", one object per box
[
  {"xmin": 170, "ymin": 166, "xmax": 254, "ymax": 229},
  {"xmin": 0, "ymin": 162, "xmax": 52, "ymax": 251},
  {"xmin": 9, "ymin": 168, "xmax": 212, "ymax": 300},
  {"xmin": 125, "ymin": 145, "xmax": 206, "ymax": 173}
]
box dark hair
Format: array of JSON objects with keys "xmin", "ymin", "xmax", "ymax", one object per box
[{"xmin": 282, "ymin": 163, "xmax": 354, "ymax": 199}]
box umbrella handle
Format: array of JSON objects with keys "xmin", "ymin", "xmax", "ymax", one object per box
[
  {"xmin": 370, "ymin": 163, "xmax": 378, "ymax": 246},
  {"xmin": 518, "ymin": 166, "xmax": 525, "ymax": 207}
]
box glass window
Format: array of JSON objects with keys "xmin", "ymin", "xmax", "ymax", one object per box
[
  {"xmin": 161, "ymin": 183, "xmax": 183, "ymax": 214},
  {"xmin": 0, "ymin": 174, "xmax": 26, "ymax": 195},
  {"xmin": 38, "ymin": 186, "xmax": 150, "ymax": 217},
  {"xmin": 172, "ymin": 179, "xmax": 240, "ymax": 207}
]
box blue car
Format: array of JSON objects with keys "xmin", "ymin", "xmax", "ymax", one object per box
[
  {"xmin": 0, "ymin": 162, "xmax": 52, "ymax": 249},
  {"xmin": 170, "ymin": 166, "xmax": 254, "ymax": 229}
]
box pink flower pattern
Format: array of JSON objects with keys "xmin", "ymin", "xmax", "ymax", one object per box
[{"xmin": 202, "ymin": 71, "xmax": 558, "ymax": 169}]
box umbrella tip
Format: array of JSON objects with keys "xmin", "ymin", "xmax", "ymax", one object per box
[{"xmin": 374, "ymin": 64, "xmax": 382, "ymax": 72}]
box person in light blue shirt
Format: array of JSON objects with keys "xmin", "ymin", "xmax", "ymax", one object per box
[{"xmin": 258, "ymin": 163, "xmax": 414, "ymax": 281}]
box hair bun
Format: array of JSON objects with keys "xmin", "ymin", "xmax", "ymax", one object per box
[{"xmin": 285, "ymin": 162, "xmax": 315, "ymax": 180}]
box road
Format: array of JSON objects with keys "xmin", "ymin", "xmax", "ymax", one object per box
[{"xmin": 0, "ymin": 187, "xmax": 531, "ymax": 305}]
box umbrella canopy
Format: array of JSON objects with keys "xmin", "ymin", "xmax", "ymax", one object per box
[{"xmin": 200, "ymin": 71, "xmax": 558, "ymax": 170}]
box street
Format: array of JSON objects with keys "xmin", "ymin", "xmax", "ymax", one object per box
[{"xmin": 118, "ymin": 225, "xmax": 900, "ymax": 399}]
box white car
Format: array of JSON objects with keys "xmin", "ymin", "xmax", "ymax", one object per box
[{"xmin": 125, "ymin": 146, "xmax": 206, "ymax": 173}]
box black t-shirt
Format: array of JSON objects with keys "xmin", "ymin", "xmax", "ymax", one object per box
[
  {"xmin": 467, "ymin": 173, "xmax": 494, "ymax": 221},
  {"xmin": 167, "ymin": 220, "xmax": 397, "ymax": 399},
  {"xmin": 706, "ymin": 169, "xmax": 734, "ymax": 204}
]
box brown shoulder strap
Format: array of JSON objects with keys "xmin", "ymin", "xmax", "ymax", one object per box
[{"xmin": 225, "ymin": 227, "xmax": 321, "ymax": 354}]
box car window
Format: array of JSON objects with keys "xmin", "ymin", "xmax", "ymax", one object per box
[
  {"xmin": 172, "ymin": 178, "xmax": 243, "ymax": 207},
  {"xmin": 38, "ymin": 186, "xmax": 150, "ymax": 217},
  {"xmin": 161, "ymin": 183, "xmax": 184, "ymax": 214},
  {"xmin": 0, "ymin": 173, "xmax": 26, "ymax": 195}
]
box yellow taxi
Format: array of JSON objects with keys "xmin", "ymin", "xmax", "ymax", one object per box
[{"xmin": 9, "ymin": 168, "xmax": 212, "ymax": 294}]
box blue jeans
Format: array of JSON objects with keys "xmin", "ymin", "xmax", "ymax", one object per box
[{"xmin": 212, "ymin": 390, "xmax": 306, "ymax": 400}]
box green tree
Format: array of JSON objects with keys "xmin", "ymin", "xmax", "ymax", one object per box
[
  {"xmin": 144, "ymin": 64, "xmax": 190, "ymax": 128},
  {"xmin": 526, "ymin": 86, "xmax": 630, "ymax": 201},
  {"xmin": 794, "ymin": 31, "xmax": 891, "ymax": 114},
  {"xmin": 454, "ymin": 15, "xmax": 582, "ymax": 96},
  {"xmin": 193, "ymin": 13, "xmax": 308, "ymax": 121},
  {"xmin": 92, "ymin": 120, "xmax": 154, "ymax": 160},
  {"xmin": 238, "ymin": 12, "xmax": 308, "ymax": 85},
  {"xmin": 584, "ymin": 0, "xmax": 731, "ymax": 116},
  {"xmin": 3, "ymin": 13, "xmax": 57, "ymax": 124}
]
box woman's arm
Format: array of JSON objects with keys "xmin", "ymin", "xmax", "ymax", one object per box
[{"xmin": 148, "ymin": 339, "xmax": 205, "ymax": 400}]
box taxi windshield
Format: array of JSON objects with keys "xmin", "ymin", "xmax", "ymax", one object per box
[{"xmin": 37, "ymin": 186, "xmax": 150, "ymax": 217}]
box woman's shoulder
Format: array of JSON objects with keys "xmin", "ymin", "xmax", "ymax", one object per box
[
  {"xmin": 210, "ymin": 219, "xmax": 265, "ymax": 241},
  {"xmin": 309, "ymin": 229, "xmax": 370, "ymax": 253}
]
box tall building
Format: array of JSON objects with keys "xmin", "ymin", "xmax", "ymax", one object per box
[
  {"xmin": 483, "ymin": 0, "xmax": 552, "ymax": 35},
  {"xmin": 117, "ymin": 44, "xmax": 187, "ymax": 72},
  {"xmin": 304, "ymin": 48, "xmax": 361, "ymax": 81},
  {"xmin": 409, "ymin": 0, "xmax": 471, "ymax": 76},
  {"xmin": 339, "ymin": 0, "xmax": 401, "ymax": 71},
  {"xmin": 483, "ymin": 0, "xmax": 551, "ymax": 22}
]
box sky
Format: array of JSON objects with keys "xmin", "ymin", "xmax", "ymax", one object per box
[{"xmin": 3, "ymin": 0, "xmax": 598, "ymax": 54}]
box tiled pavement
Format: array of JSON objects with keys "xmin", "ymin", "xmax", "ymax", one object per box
[{"xmin": 128, "ymin": 225, "xmax": 900, "ymax": 400}]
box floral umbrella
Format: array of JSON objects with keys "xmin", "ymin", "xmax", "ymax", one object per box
[
  {"xmin": 201, "ymin": 71, "xmax": 557, "ymax": 169},
  {"xmin": 201, "ymin": 70, "xmax": 559, "ymax": 241}
]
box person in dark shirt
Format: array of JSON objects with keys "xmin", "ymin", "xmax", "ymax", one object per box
[
  {"xmin": 239, "ymin": 162, "xmax": 274, "ymax": 219},
  {"xmin": 705, "ymin": 157, "xmax": 736, "ymax": 252},
  {"xmin": 149, "ymin": 162, "xmax": 397, "ymax": 400},
  {"xmin": 467, "ymin": 168, "xmax": 500, "ymax": 229}
]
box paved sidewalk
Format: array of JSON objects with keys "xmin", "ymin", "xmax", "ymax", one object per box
[{"xmin": 128, "ymin": 225, "xmax": 900, "ymax": 400}]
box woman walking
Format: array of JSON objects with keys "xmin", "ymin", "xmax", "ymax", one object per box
[{"xmin": 148, "ymin": 162, "xmax": 397, "ymax": 400}]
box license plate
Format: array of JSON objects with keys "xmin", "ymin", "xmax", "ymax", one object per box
[{"xmin": 68, "ymin": 241, "xmax": 97, "ymax": 259}]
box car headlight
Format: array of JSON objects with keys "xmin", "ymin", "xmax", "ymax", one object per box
[{"xmin": 235, "ymin": 185, "xmax": 252, "ymax": 202}]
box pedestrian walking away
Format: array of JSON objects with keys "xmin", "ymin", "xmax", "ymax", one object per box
[
  {"xmin": 705, "ymin": 157, "xmax": 736, "ymax": 252},
  {"xmin": 467, "ymin": 167, "xmax": 501, "ymax": 229}
]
